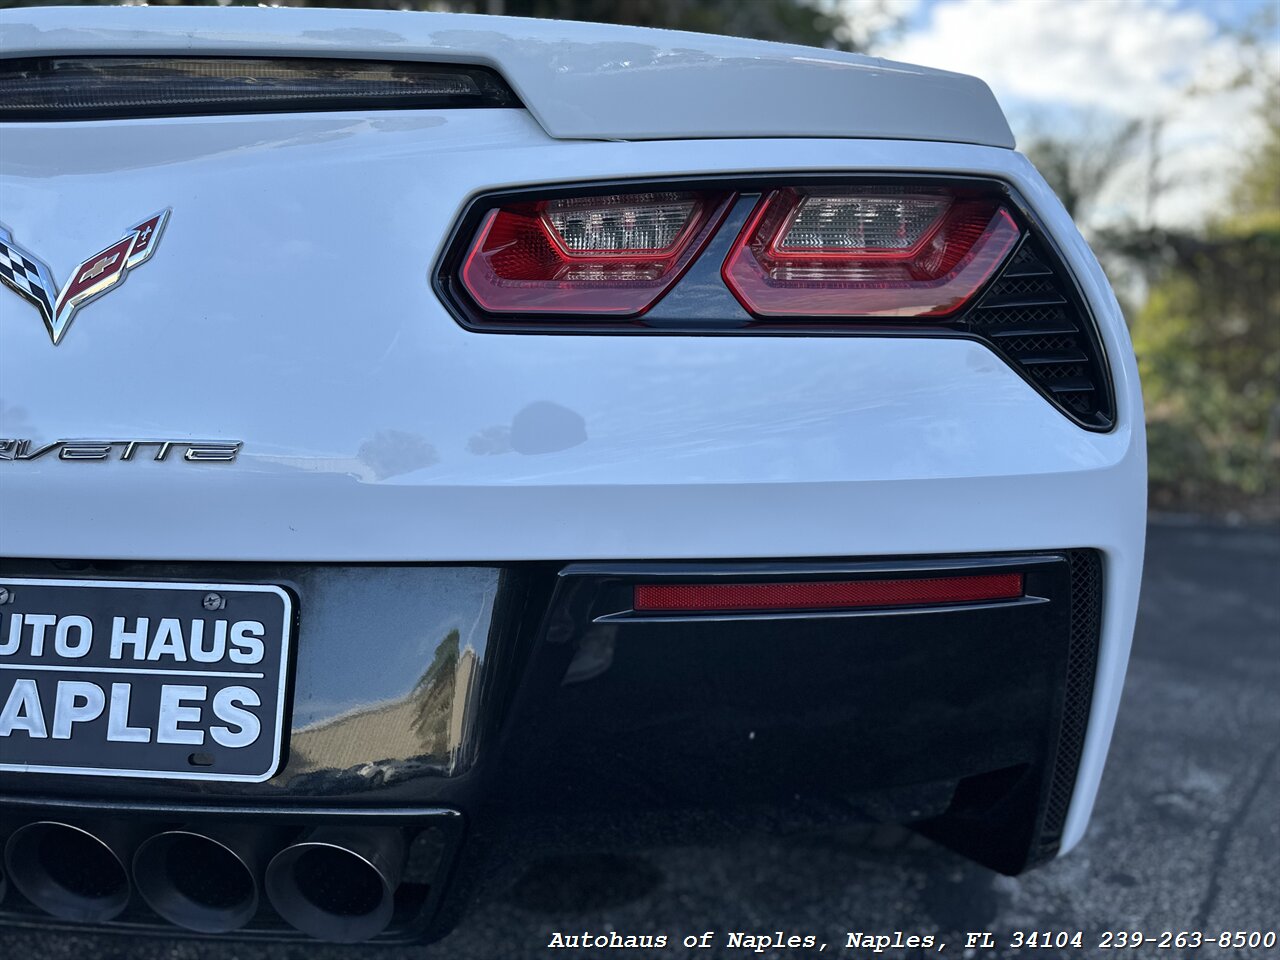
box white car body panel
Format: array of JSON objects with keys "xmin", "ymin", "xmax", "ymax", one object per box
[
  {"xmin": 0, "ymin": 5, "xmax": 1015, "ymax": 147},
  {"xmin": 0, "ymin": 8, "xmax": 1141, "ymax": 868}
]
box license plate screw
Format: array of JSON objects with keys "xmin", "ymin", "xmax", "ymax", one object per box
[
  {"xmin": 203, "ymin": 592, "xmax": 226, "ymax": 611},
  {"xmin": 0, "ymin": 588, "xmax": 10, "ymax": 604}
]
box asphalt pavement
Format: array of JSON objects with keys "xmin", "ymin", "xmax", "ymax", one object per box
[{"xmin": 3, "ymin": 519, "xmax": 1277, "ymax": 959}]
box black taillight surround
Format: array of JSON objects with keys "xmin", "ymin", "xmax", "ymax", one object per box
[{"xmin": 433, "ymin": 174, "xmax": 1116, "ymax": 431}]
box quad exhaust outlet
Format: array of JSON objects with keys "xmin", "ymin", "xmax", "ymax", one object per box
[
  {"xmin": 1, "ymin": 816, "xmax": 431, "ymax": 942},
  {"xmin": 132, "ymin": 825, "xmax": 273, "ymax": 933},
  {"xmin": 4, "ymin": 821, "xmax": 133, "ymax": 922},
  {"xmin": 265, "ymin": 826, "xmax": 407, "ymax": 943}
]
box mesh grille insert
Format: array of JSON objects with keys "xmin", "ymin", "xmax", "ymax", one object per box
[
  {"xmin": 1059, "ymin": 392, "xmax": 1096, "ymax": 414},
  {"xmin": 983, "ymin": 275, "xmax": 1061, "ymax": 300},
  {"xmin": 981, "ymin": 305, "xmax": 1075, "ymax": 331},
  {"xmin": 1006, "ymin": 244, "xmax": 1053, "ymax": 272},
  {"xmin": 999, "ymin": 335, "xmax": 1078, "ymax": 354},
  {"xmin": 1033, "ymin": 549, "xmax": 1103, "ymax": 863},
  {"xmin": 1030, "ymin": 362, "xmax": 1088, "ymax": 382},
  {"xmin": 965, "ymin": 238, "xmax": 1114, "ymax": 428}
]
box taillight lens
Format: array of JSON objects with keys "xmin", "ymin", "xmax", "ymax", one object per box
[
  {"xmin": 722, "ymin": 187, "xmax": 1019, "ymax": 318},
  {"xmin": 459, "ymin": 191, "xmax": 730, "ymax": 315}
]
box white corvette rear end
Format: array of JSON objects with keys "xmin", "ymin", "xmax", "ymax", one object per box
[{"xmin": 0, "ymin": 5, "xmax": 1144, "ymax": 945}]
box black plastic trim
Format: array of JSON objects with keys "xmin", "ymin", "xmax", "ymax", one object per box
[
  {"xmin": 595, "ymin": 595, "xmax": 1051, "ymax": 625},
  {"xmin": 0, "ymin": 797, "xmax": 462, "ymax": 820},
  {"xmin": 500, "ymin": 549, "xmax": 1098, "ymax": 876}
]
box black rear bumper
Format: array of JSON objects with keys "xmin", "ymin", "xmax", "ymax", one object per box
[
  {"xmin": 0, "ymin": 550, "xmax": 1102, "ymax": 942},
  {"xmin": 489, "ymin": 551, "xmax": 1101, "ymax": 874}
]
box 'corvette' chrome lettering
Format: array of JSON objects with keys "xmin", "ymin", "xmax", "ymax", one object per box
[{"xmin": 0, "ymin": 439, "xmax": 241, "ymax": 462}]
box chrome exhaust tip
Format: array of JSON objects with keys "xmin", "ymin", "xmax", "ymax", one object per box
[
  {"xmin": 4, "ymin": 821, "xmax": 132, "ymax": 921},
  {"xmin": 265, "ymin": 826, "xmax": 405, "ymax": 943},
  {"xmin": 133, "ymin": 826, "xmax": 268, "ymax": 933}
]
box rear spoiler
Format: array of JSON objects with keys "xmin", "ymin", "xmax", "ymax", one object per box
[{"xmin": 0, "ymin": 6, "xmax": 1015, "ymax": 149}]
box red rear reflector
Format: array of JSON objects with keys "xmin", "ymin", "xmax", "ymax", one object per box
[
  {"xmin": 722, "ymin": 187, "xmax": 1019, "ymax": 318},
  {"xmin": 632, "ymin": 573, "xmax": 1024, "ymax": 613},
  {"xmin": 459, "ymin": 191, "xmax": 731, "ymax": 315}
]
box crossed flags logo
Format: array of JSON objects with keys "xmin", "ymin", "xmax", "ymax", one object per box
[{"xmin": 0, "ymin": 211, "xmax": 169, "ymax": 345}]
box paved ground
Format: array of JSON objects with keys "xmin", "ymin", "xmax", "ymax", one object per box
[{"xmin": 3, "ymin": 520, "xmax": 1277, "ymax": 959}]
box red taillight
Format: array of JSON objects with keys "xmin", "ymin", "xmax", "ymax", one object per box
[
  {"xmin": 722, "ymin": 187, "xmax": 1019, "ymax": 318},
  {"xmin": 459, "ymin": 191, "xmax": 731, "ymax": 315},
  {"xmin": 632, "ymin": 573, "xmax": 1024, "ymax": 613}
]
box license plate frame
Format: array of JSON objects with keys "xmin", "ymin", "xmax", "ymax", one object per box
[{"xmin": 0, "ymin": 577, "xmax": 294, "ymax": 782}]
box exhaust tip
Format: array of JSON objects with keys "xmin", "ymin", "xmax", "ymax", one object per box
[
  {"xmin": 4, "ymin": 821, "xmax": 131, "ymax": 921},
  {"xmin": 133, "ymin": 830, "xmax": 260, "ymax": 933},
  {"xmin": 266, "ymin": 828, "xmax": 404, "ymax": 943}
]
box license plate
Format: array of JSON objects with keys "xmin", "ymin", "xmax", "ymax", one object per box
[{"xmin": 0, "ymin": 578, "xmax": 293, "ymax": 782}]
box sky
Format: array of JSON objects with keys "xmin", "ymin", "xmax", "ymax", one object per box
[{"xmin": 851, "ymin": 0, "xmax": 1279, "ymax": 231}]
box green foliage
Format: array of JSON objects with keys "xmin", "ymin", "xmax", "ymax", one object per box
[
  {"xmin": 1117, "ymin": 8, "xmax": 1280, "ymax": 515},
  {"xmin": 1231, "ymin": 83, "xmax": 1280, "ymax": 217},
  {"xmin": 1131, "ymin": 208, "xmax": 1280, "ymax": 511}
]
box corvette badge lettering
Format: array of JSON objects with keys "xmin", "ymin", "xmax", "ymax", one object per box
[
  {"xmin": 0, "ymin": 211, "xmax": 170, "ymax": 344},
  {"xmin": 0, "ymin": 439, "xmax": 240, "ymax": 463}
]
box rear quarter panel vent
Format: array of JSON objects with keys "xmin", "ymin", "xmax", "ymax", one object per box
[{"xmin": 964, "ymin": 238, "xmax": 1115, "ymax": 429}]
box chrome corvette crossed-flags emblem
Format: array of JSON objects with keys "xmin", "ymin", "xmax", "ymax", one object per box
[{"xmin": 0, "ymin": 210, "xmax": 169, "ymax": 345}]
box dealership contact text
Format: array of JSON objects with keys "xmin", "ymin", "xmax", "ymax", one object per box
[{"xmin": 543, "ymin": 929, "xmax": 1280, "ymax": 953}]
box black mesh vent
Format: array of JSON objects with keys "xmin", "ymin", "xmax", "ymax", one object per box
[
  {"xmin": 1008, "ymin": 243, "xmax": 1040, "ymax": 268},
  {"xmin": 987, "ymin": 274, "xmax": 1059, "ymax": 299},
  {"xmin": 962, "ymin": 237, "xmax": 1114, "ymax": 429},
  {"xmin": 1029, "ymin": 362, "xmax": 1086, "ymax": 381},
  {"xmin": 976, "ymin": 305, "xmax": 1075, "ymax": 331},
  {"xmin": 997, "ymin": 334, "xmax": 1077, "ymax": 354},
  {"xmin": 1033, "ymin": 549, "xmax": 1103, "ymax": 862},
  {"xmin": 1057, "ymin": 391, "xmax": 1097, "ymax": 416}
]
